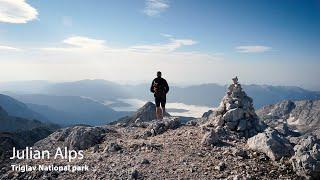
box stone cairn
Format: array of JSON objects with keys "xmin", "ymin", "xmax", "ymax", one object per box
[{"xmin": 203, "ymin": 77, "xmax": 264, "ymax": 138}]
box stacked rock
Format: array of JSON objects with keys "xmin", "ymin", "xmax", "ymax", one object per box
[{"xmin": 206, "ymin": 77, "xmax": 264, "ymax": 138}]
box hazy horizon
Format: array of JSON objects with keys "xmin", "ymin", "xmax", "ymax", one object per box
[{"xmin": 0, "ymin": 78, "xmax": 319, "ymax": 91}]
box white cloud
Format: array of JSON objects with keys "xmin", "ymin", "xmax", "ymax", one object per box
[
  {"xmin": 160, "ymin": 33, "xmax": 173, "ymax": 38},
  {"xmin": 235, "ymin": 45, "xmax": 271, "ymax": 53},
  {"xmin": 42, "ymin": 35, "xmax": 198, "ymax": 54},
  {"xmin": 41, "ymin": 36, "xmax": 108, "ymax": 52},
  {"xmin": 39, "ymin": 35, "xmax": 223, "ymax": 65},
  {"xmin": 143, "ymin": 0, "xmax": 169, "ymax": 17},
  {"xmin": 0, "ymin": 0, "xmax": 38, "ymax": 24},
  {"xmin": 130, "ymin": 38, "xmax": 197, "ymax": 53},
  {"xmin": 63, "ymin": 36, "xmax": 106, "ymax": 48},
  {"xmin": 2, "ymin": 34, "xmax": 222, "ymax": 83},
  {"xmin": 0, "ymin": 45, "xmax": 21, "ymax": 51}
]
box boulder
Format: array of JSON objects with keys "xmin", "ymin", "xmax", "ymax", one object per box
[
  {"xmin": 201, "ymin": 129, "xmax": 219, "ymax": 146},
  {"xmin": 237, "ymin": 119, "xmax": 247, "ymax": 131},
  {"xmin": 247, "ymin": 128, "xmax": 294, "ymax": 161},
  {"xmin": 105, "ymin": 142, "xmax": 122, "ymax": 152},
  {"xmin": 226, "ymin": 102, "xmax": 238, "ymax": 111},
  {"xmin": 210, "ymin": 115, "xmax": 224, "ymax": 127},
  {"xmin": 202, "ymin": 110, "xmax": 214, "ymax": 119},
  {"xmin": 222, "ymin": 108, "xmax": 244, "ymax": 123},
  {"xmin": 148, "ymin": 117, "xmax": 181, "ymax": 136},
  {"xmin": 225, "ymin": 121, "xmax": 238, "ymax": 131},
  {"xmin": 290, "ymin": 136, "xmax": 320, "ymax": 179},
  {"xmin": 35, "ymin": 126, "xmax": 108, "ymax": 150},
  {"xmin": 62, "ymin": 126, "xmax": 106, "ymax": 150}
]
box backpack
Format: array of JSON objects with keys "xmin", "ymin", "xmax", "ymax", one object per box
[{"xmin": 153, "ymin": 80, "xmax": 166, "ymax": 98}]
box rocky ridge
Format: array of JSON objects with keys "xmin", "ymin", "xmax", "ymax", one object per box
[{"xmin": 257, "ymin": 99, "xmax": 320, "ymax": 137}]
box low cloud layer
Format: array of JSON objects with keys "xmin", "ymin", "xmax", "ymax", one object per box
[
  {"xmin": 0, "ymin": 45, "xmax": 21, "ymax": 51},
  {"xmin": 107, "ymin": 98, "xmax": 212, "ymax": 118}
]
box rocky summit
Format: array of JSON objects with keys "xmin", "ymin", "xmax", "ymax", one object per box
[{"xmin": 1, "ymin": 79, "xmax": 320, "ymax": 179}]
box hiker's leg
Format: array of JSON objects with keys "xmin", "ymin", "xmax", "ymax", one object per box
[
  {"xmin": 155, "ymin": 97, "xmax": 161, "ymax": 120},
  {"xmin": 156, "ymin": 107, "xmax": 161, "ymax": 120},
  {"xmin": 159, "ymin": 106, "xmax": 163, "ymax": 120},
  {"xmin": 161, "ymin": 97, "xmax": 166, "ymax": 118},
  {"xmin": 161, "ymin": 106, "xmax": 165, "ymax": 119}
]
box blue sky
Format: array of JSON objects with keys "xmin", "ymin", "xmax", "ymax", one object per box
[{"xmin": 0, "ymin": 0, "xmax": 319, "ymax": 90}]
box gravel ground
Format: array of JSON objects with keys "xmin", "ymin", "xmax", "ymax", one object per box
[{"xmin": 0, "ymin": 125, "xmax": 301, "ymax": 180}]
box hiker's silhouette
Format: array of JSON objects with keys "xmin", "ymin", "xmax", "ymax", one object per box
[{"xmin": 150, "ymin": 71, "xmax": 169, "ymax": 120}]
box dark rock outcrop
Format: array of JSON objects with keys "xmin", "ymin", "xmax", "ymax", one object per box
[
  {"xmin": 0, "ymin": 127, "xmax": 54, "ymax": 160},
  {"xmin": 34, "ymin": 126, "xmax": 112, "ymax": 151},
  {"xmin": 112, "ymin": 102, "xmax": 170, "ymax": 126},
  {"xmin": 145, "ymin": 117, "xmax": 181, "ymax": 137},
  {"xmin": 201, "ymin": 129, "xmax": 220, "ymax": 146}
]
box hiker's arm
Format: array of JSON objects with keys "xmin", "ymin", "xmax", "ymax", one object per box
[
  {"xmin": 165, "ymin": 80, "xmax": 169, "ymax": 93},
  {"xmin": 150, "ymin": 80, "xmax": 155, "ymax": 93}
]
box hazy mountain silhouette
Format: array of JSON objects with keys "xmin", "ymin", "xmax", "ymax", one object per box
[
  {"xmin": 0, "ymin": 94, "xmax": 48, "ymax": 122},
  {"xmin": 124, "ymin": 83, "xmax": 320, "ymax": 108},
  {"xmin": 0, "ymin": 105, "xmax": 58, "ymax": 132},
  {"xmin": 25, "ymin": 103, "xmax": 77, "ymax": 126},
  {"xmin": 46, "ymin": 79, "xmax": 130, "ymax": 101},
  {"xmin": 8, "ymin": 93, "xmax": 130, "ymax": 126}
]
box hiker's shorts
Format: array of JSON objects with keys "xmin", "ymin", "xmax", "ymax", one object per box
[{"xmin": 155, "ymin": 96, "xmax": 166, "ymax": 107}]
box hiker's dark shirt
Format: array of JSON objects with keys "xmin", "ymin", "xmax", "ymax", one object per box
[{"xmin": 150, "ymin": 77, "xmax": 169, "ymax": 94}]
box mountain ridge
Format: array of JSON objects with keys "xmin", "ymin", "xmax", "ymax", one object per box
[
  {"xmin": 0, "ymin": 94, "xmax": 48, "ymax": 122},
  {"xmin": 1, "ymin": 80, "xmax": 319, "ymax": 109}
]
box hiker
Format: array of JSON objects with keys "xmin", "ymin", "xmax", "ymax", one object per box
[{"xmin": 150, "ymin": 71, "xmax": 169, "ymax": 120}]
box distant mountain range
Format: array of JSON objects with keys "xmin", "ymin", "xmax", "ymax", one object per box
[
  {"xmin": 0, "ymin": 105, "xmax": 58, "ymax": 132},
  {"xmin": 124, "ymin": 83, "xmax": 320, "ymax": 108},
  {"xmin": 6, "ymin": 93, "xmax": 131, "ymax": 126},
  {"xmin": 2, "ymin": 79, "xmax": 318, "ymax": 109},
  {"xmin": 0, "ymin": 94, "xmax": 47, "ymax": 122},
  {"xmin": 1, "ymin": 79, "xmax": 319, "ymax": 127}
]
